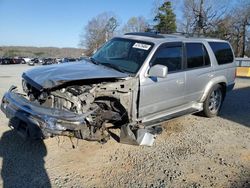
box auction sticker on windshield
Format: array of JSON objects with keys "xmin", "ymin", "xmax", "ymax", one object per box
[{"xmin": 133, "ymin": 43, "xmax": 151, "ymax": 50}]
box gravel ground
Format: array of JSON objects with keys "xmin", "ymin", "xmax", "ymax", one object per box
[{"xmin": 0, "ymin": 64, "xmax": 249, "ymax": 188}]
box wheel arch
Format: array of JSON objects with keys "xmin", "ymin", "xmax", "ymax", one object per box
[
  {"xmin": 200, "ymin": 76, "xmax": 227, "ymax": 103},
  {"xmin": 94, "ymin": 96, "xmax": 130, "ymax": 124}
]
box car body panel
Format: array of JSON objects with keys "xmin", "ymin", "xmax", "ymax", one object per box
[
  {"xmin": 136, "ymin": 36, "xmax": 236, "ymax": 122},
  {"xmin": 22, "ymin": 60, "xmax": 128, "ymax": 90},
  {"xmin": 139, "ymin": 71, "xmax": 186, "ymax": 118}
]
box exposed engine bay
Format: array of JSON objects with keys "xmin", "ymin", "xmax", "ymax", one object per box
[{"xmin": 20, "ymin": 78, "xmax": 138, "ymax": 144}]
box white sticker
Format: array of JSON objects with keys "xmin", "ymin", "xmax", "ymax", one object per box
[{"xmin": 133, "ymin": 43, "xmax": 151, "ymax": 50}]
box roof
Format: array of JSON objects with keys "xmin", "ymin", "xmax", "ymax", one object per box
[{"xmin": 121, "ymin": 32, "xmax": 227, "ymax": 45}]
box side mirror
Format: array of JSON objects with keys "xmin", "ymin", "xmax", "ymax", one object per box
[{"xmin": 148, "ymin": 64, "xmax": 168, "ymax": 78}]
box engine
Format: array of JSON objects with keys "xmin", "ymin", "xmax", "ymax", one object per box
[
  {"xmin": 22, "ymin": 81, "xmax": 127, "ymax": 143},
  {"xmin": 48, "ymin": 85, "xmax": 95, "ymax": 114},
  {"xmin": 23, "ymin": 79, "xmax": 95, "ymax": 114}
]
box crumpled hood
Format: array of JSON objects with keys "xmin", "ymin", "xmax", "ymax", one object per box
[{"xmin": 22, "ymin": 60, "xmax": 128, "ymax": 90}]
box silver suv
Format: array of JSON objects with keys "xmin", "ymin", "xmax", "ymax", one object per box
[{"xmin": 1, "ymin": 32, "xmax": 236, "ymax": 146}]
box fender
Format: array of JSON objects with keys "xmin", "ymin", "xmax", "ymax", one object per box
[{"xmin": 200, "ymin": 76, "xmax": 227, "ymax": 102}]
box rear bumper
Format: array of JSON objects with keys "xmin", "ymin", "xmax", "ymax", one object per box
[{"xmin": 1, "ymin": 88, "xmax": 88, "ymax": 139}]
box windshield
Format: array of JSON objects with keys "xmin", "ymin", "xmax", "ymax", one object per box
[{"xmin": 92, "ymin": 38, "xmax": 154, "ymax": 74}]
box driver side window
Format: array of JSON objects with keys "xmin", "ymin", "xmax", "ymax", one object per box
[{"xmin": 151, "ymin": 43, "xmax": 183, "ymax": 73}]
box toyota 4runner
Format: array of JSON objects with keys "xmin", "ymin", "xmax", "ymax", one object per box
[{"xmin": 1, "ymin": 32, "xmax": 236, "ymax": 146}]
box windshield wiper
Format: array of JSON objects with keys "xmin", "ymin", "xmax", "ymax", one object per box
[
  {"xmin": 89, "ymin": 57, "xmax": 100, "ymax": 65},
  {"xmin": 100, "ymin": 63, "xmax": 127, "ymax": 73}
]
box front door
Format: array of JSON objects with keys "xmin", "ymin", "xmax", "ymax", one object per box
[{"xmin": 139, "ymin": 42, "xmax": 186, "ymax": 118}]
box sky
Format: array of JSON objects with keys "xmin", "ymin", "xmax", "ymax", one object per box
[
  {"xmin": 0, "ymin": 0, "xmax": 237, "ymax": 48},
  {"xmin": 0, "ymin": 0, "xmax": 164, "ymax": 48}
]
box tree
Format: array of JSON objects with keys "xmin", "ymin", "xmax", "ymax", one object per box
[
  {"xmin": 105, "ymin": 17, "xmax": 118, "ymax": 41},
  {"xmin": 79, "ymin": 12, "xmax": 119, "ymax": 56},
  {"xmin": 210, "ymin": 1, "xmax": 250, "ymax": 57},
  {"xmin": 237, "ymin": 1, "xmax": 250, "ymax": 57},
  {"xmin": 181, "ymin": 0, "xmax": 229, "ymax": 35},
  {"xmin": 154, "ymin": 1, "xmax": 177, "ymax": 33},
  {"xmin": 122, "ymin": 16, "xmax": 148, "ymax": 33}
]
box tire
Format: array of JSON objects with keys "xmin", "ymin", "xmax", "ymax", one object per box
[{"xmin": 202, "ymin": 84, "xmax": 224, "ymax": 118}]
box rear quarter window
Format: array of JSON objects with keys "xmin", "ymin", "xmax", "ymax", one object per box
[{"xmin": 208, "ymin": 42, "xmax": 234, "ymax": 65}]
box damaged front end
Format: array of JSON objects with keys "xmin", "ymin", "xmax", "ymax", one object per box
[
  {"xmin": 0, "ymin": 77, "xmax": 138, "ymax": 144},
  {"xmin": 1, "ymin": 77, "xmax": 160, "ymax": 146},
  {"xmin": 1, "ymin": 86, "xmax": 113, "ymax": 142}
]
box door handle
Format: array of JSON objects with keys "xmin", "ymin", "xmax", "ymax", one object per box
[
  {"xmin": 176, "ymin": 80, "xmax": 184, "ymax": 85},
  {"xmin": 208, "ymin": 73, "xmax": 214, "ymax": 78}
]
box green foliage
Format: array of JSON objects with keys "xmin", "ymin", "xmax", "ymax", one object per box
[{"xmin": 154, "ymin": 1, "xmax": 177, "ymax": 33}]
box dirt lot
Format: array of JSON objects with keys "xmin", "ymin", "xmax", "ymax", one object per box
[{"xmin": 0, "ymin": 64, "xmax": 249, "ymax": 188}]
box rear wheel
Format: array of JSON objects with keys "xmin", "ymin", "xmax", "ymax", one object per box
[{"xmin": 202, "ymin": 84, "xmax": 223, "ymax": 118}]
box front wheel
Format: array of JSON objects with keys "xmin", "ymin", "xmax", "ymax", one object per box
[{"xmin": 202, "ymin": 84, "xmax": 224, "ymax": 118}]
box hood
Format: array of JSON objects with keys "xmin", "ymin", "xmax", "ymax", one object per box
[{"xmin": 22, "ymin": 60, "xmax": 128, "ymax": 90}]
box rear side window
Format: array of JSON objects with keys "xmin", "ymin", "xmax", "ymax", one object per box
[
  {"xmin": 208, "ymin": 42, "xmax": 234, "ymax": 65},
  {"xmin": 152, "ymin": 44, "xmax": 182, "ymax": 72},
  {"xmin": 186, "ymin": 43, "xmax": 210, "ymax": 69}
]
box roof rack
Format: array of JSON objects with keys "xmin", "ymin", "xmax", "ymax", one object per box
[
  {"xmin": 124, "ymin": 32, "xmax": 208, "ymax": 39},
  {"xmin": 124, "ymin": 32, "xmax": 165, "ymax": 38}
]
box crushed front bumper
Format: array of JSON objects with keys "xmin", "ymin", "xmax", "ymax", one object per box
[{"xmin": 1, "ymin": 87, "xmax": 88, "ymax": 139}]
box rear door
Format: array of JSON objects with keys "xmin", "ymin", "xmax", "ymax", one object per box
[
  {"xmin": 184, "ymin": 42, "xmax": 214, "ymax": 102},
  {"xmin": 139, "ymin": 42, "xmax": 186, "ymax": 118}
]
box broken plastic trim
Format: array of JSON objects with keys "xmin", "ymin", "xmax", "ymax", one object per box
[{"xmin": 120, "ymin": 124, "xmax": 157, "ymax": 146}]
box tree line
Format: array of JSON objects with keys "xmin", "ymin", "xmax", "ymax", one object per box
[
  {"xmin": 80, "ymin": 0, "xmax": 250, "ymax": 57},
  {"xmin": 0, "ymin": 46, "xmax": 83, "ymax": 58}
]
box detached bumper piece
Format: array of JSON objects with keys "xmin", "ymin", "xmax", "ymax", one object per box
[
  {"xmin": 120, "ymin": 124, "xmax": 162, "ymax": 146},
  {"xmin": 1, "ymin": 89, "xmax": 93, "ymax": 140}
]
